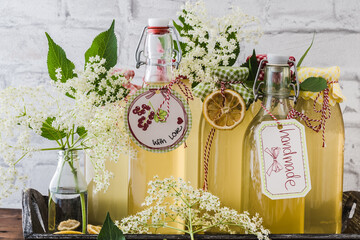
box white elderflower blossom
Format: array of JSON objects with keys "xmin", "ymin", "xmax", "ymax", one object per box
[
  {"xmin": 0, "ymin": 56, "xmax": 136, "ymax": 202},
  {"xmin": 174, "ymin": 0, "xmax": 262, "ymax": 86},
  {"xmin": 118, "ymin": 177, "xmax": 270, "ymax": 240}
]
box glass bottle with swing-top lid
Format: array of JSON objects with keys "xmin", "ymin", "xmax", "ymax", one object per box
[
  {"xmin": 240, "ymin": 54, "xmax": 311, "ymax": 233},
  {"xmin": 127, "ymin": 19, "xmax": 201, "ymax": 228}
]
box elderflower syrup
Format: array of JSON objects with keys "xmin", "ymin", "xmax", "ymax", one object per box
[
  {"xmin": 241, "ymin": 55, "xmax": 309, "ymax": 233},
  {"xmin": 295, "ymin": 67, "xmax": 345, "ymax": 233},
  {"xmin": 197, "ymin": 68, "xmax": 259, "ymax": 217},
  {"xmin": 128, "ymin": 18, "xmax": 201, "ymax": 233}
]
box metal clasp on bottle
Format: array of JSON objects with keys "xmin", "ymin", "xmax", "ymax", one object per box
[
  {"xmin": 135, "ymin": 26, "xmax": 182, "ymax": 69},
  {"xmin": 253, "ymin": 58, "xmax": 300, "ymax": 104}
]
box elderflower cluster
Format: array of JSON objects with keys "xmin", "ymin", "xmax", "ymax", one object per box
[
  {"xmin": 175, "ymin": 1, "xmax": 262, "ymax": 84},
  {"xmin": 117, "ymin": 177, "xmax": 270, "ymax": 240},
  {"xmin": 0, "ymin": 56, "xmax": 136, "ymax": 201},
  {"xmin": 54, "ymin": 56, "xmax": 136, "ymax": 192},
  {"xmin": 0, "ymin": 85, "xmax": 74, "ymax": 201}
]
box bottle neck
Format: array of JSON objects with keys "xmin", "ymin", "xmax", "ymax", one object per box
[
  {"xmin": 259, "ymin": 64, "xmax": 292, "ymax": 119},
  {"xmin": 143, "ymin": 29, "xmax": 173, "ymax": 84},
  {"xmin": 260, "ymin": 96, "xmax": 292, "ymax": 120},
  {"xmin": 57, "ymin": 150, "xmax": 80, "ymax": 169}
]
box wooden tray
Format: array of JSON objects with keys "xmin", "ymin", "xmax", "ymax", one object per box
[{"xmin": 22, "ymin": 188, "xmax": 360, "ymax": 240}]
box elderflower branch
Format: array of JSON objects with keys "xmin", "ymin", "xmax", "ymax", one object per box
[
  {"xmin": 0, "ymin": 56, "xmax": 135, "ymax": 201},
  {"xmin": 118, "ymin": 177, "xmax": 269, "ymax": 240},
  {"xmin": 174, "ymin": 0, "xmax": 262, "ymax": 84}
]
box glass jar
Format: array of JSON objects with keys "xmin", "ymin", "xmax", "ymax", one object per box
[{"xmin": 48, "ymin": 150, "xmax": 87, "ymax": 233}]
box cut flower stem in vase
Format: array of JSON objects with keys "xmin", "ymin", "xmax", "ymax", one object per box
[{"xmin": 48, "ymin": 150, "xmax": 87, "ymax": 233}]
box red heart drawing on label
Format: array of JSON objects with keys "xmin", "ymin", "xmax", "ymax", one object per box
[{"xmin": 177, "ymin": 117, "xmax": 183, "ymax": 124}]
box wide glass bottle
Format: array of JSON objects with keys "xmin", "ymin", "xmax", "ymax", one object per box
[
  {"xmin": 197, "ymin": 68, "xmax": 259, "ymax": 213},
  {"xmin": 295, "ymin": 67, "xmax": 345, "ymax": 233},
  {"xmin": 129, "ymin": 18, "xmax": 201, "ymax": 222},
  {"xmin": 48, "ymin": 150, "xmax": 87, "ymax": 233},
  {"xmin": 241, "ymin": 55, "xmax": 305, "ymax": 233}
]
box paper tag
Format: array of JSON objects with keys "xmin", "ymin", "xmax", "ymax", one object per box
[
  {"xmin": 255, "ymin": 119, "xmax": 311, "ymax": 200},
  {"xmin": 125, "ymin": 85, "xmax": 192, "ymax": 153}
]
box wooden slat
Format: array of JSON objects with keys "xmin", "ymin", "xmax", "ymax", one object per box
[{"xmin": 0, "ymin": 208, "xmax": 23, "ymax": 240}]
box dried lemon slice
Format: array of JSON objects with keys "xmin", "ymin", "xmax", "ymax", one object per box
[
  {"xmin": 203, "ymin": 89, "xmax": 246, "ymax": 130},
  {"xmin": 54, "ymin": 230, "xmax": 83, "ymax": 234},
  {"xmin": 87, "ymin": 224, "xmax": 102, "ymax": 234},
  {"xmin": 57, "ymin": 219, "xmax": 80, "ymax": 231}
]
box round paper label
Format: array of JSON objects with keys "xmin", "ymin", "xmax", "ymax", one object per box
[{"xmin": 125, "ymin": 85, "xmax": 192, "ymax": 152}]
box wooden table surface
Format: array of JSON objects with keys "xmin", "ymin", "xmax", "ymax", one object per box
[{"xmin": 0, "ymin": 208, "xmax": 23, "ymax": 240}]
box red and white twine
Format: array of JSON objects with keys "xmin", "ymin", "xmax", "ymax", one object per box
[
  {"xmin": 155, "ymin": 76, "xmax": 194, "ymax": 122},
  {"xmin": 203, "ymin": 127, "xmax": 216, "ymax": 191}
]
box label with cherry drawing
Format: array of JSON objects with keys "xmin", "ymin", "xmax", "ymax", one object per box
[
  {"xmin": 125, "ymin": 85, "xmax": 191, "ymax": 152},
  {"xmin": 255, "ymin": 119, "xmax": 311, "ymax": 200}
]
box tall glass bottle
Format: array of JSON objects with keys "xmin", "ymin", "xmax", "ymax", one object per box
[
  {"xmin": 295, "ymin": 67, "xmax": 345, "ymax": 233},
  {"xmin": 129, "ymin": 18, "xmax": 201, "ymax": 222},
  {"xmin": 241, "ymin": 55, "xmax": 304, "ymax": 233}
]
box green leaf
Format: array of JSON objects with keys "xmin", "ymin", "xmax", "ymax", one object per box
[
  {"xmin": 97, "ymin": 213, "xmax": 125, "ymax": 240},
  {"xmin": 85, "ymin": 20, "xmax": 117, "ymax": 70},
  {"xmin": 241, "ymin": 49, "xmax": 258, "ymax": 89},
  {"xmin": 45, "ymin": 32, "xmax": 76, "ymax": 83},
  {"xmin": 297, "ymin": 33, "xmax": 315, "ymax": 68},
  {"xmin": 76, "ymin": 126, "xmax": 87, "ymax": 138},
  {"xmin": 300, "ymin": 77, "xmax": 328, "ymax": 92},
  {"xmin": 153, "ymin": 109, "xmax": 167, "ymax": 123},
  {"xmin": 154, "ymin": 114, "xmax": 159, "ymax": 123},
  {"xmin": 40, "ymin": 117, "xmax": 66, "ymax": 141},
  {"xmin": 159, "ymin": 109, "xmax": 168, "ymax": 117}
]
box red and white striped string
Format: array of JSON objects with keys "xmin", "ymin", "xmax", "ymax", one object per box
[
  {"xmin": 202, "ymin": 79, "xmax": 244, "ymax": 191},
  {"xmin": 203, "ymin": 127, "xmax": 216, "ymax": 191}
]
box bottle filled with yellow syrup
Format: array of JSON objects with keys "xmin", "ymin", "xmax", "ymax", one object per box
[
  {"xmin": 126, "ymin": 18, "xmax": 202, "ymax": 232},
  {"xmin": 295, "ymin": 66, "xmax": 345, "ymax": 233},
  {"xmin": 195, "ymin": 66, "xmax": 258, "ymax": 215},
  {"xmin": 86, "ymin": 152, "xmax": 130, "ymax": 225},
  {"xmin": 241, "ymin": 54, "xmax": 312, "ymax": 233}
]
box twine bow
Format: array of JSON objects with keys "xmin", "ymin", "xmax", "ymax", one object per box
[
  {"xmin": 142, "ymin": 76, "xmax": 194, "ymax": 123},
  {"xmin": 287, "ymin": 66, "xmax": 344, "ymax": 147},
  {"xmin": 287, "ymin": 82, "xmax": 335, "ymax": 147},
  {"xmin": 265, "ymin": 147, "xmax": 282, "ymax": 176}
]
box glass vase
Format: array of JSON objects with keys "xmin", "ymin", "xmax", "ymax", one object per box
[{"xmin": 48, "ymin": 150, "xmax": 88, "ymax": 233}]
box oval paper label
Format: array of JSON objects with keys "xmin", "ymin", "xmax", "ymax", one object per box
[{"xmin": 125, "ymin": 85, "xmax": 192, "ymax": 152}]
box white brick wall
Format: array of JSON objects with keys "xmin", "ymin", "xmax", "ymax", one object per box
[{"xmin": 0, "ymin": 0, "xmax": 359, "ymax": 208}]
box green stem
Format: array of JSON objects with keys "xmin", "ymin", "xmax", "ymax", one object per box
[
  {"xmin": 40, "ymin": 147, "xmax": 65, "ymax": 151},
  {"xmin": 148, "ymin": 101, "xmax": 156, "ymax": 111},
  {"xmin": 188, "ymin": 208, "xmax": 194, "ymax": 239},
  {"xmin": 66, "ymin": 151, "xmax": 86, "ymax": 233},
  {"xmin": 14, "ymin": 152, "xmax": 29, "ymax": 165},
  {"xmin": 80, "ymin": 192, "xmax": 86, "ymax": 233},
  {"xmin": 157, "ymin": 224, "xmax": 189, "ymax": 234},
  {"xmin": 71, "ymin": 125, "xmax": 75, "ymax": 146}
]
